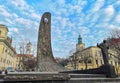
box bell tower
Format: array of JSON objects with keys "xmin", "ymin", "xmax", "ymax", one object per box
[
  {"xmin": 76, "ymin": 35, "xmax": 85, "ymax": 51},
  {"xmin": 78, "ymin": 35, "xmax": 82, "ymax": 44},
  {"xmin": 26, "ymin": 42, "xmax": 32, "ymax": 54}
]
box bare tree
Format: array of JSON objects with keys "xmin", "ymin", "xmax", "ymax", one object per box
[
  {"xmin": 68, "ymin": 49, "xmax": 78, "ymax": 70},
  {"xmin": 17, "ymin": 40, "xmax": 37, "ymax": 71},
  {"xmin": 22, "ymin": 57, "xmax": 37, "ymax": 71},
  {"xmin": 18, "ymin": 41, "xmax": 27, "ymax": 54},
  {"xmin": 109, "ymin": 29, "xmax": 120, "ymax": 52},
  {"xmin": 108, "ymin": 28, "xmax": 120, "ymax": 75},
  {"xmin": 80, "ymin": 55, "xmax": 92, "ymax": 70},
  {"xmin": 56, "ymin": 58, "xmax": 69, "ymax": 67},
  {"xmin": 69, "ymin": 50, "xmax": 92, "ymax": 70},
  {"xmin": 70, "ymin": 53, "xmax": 78, "ymax": 69}
]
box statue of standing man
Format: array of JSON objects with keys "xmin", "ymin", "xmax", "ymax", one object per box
[
  {"xmin": 97, "ymin": 40, "xmax": 117, "ymax": 78},
  {"xmin": 97, "ymin": 40, "xmax": 109, "ymax": 65}
]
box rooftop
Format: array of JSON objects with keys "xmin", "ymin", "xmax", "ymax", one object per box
[
  {"xmin": 17, "ymin": 54, "xmax": 34, "ymax": 57},
  {"xmin": 0, "ymin": 24, "xmax": 9, "ymax": 31}
]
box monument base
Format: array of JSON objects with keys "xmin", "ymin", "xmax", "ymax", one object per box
[
  {"xmin": 37, "ymin": 60, "xmax": 67, "ymax": 72},
  {"xmin": 4, "ymin": 72, "xmax": 70, "ymax": 82},
  {"xmin": 60, "ymin": 64, "xmax": 117, "ymax": 78},
  {"xmin": 99, "ymin": 64, "xmax": 117, "ymax": 78},
  {"xmin": 2, "ymin": 73, "xmax": 120, "ymax": 83}
]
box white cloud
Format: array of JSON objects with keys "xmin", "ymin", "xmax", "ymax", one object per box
[
  {"xmin": 10, "ymin": 0, "xmax": 41, "ymax": 21},
  {"xmin": 12, "ymin": 13, "xmax": 19, "ymax": 18},
  {"xmin": 107, "ymin": 24, "xmax": 120, "ymax": 30},
  {"xmin": 115, "ymin": 14, "xmax": 120, "ymax": 23},
  {"xmin": 30, "ymin": 13, "xmax": 41, "ymax": 20},
  {"xmin": 56, "ymin": 0, "xmax": 65, "ymax": 5},
  {"xmin": 0, "ymin": 5, "xmax": 19, "ymax": 19},
  {"xmin": 13, "ymin": 17, "xmax": 39, "ymax": 29},
  {"xmin": 5, "ymin": 18, "xmax": 13, "ymax": 24},
  {"xmin": 116, "ymin": 0, "xmax": 120, "ymax": 5},
  {"xmin": 78, "ymin": 26, "xmax": 90, "ymax": 35},
  {"xmin": 61, "ymin": 18, "xmax": 69, "ymax": 27},
  {"xmin": 14, "ymin": 17, "xmax": 31, "ymax": 27},
  {"xmin": 0, "ymin": 5, "xmax": 10, "ymax": 17},
  {"xmin": 10, "ymin": 0, "xmax": 30, "ymax": 11},
  {"xmin": 104, "ymin": 5, "xmax": 114, "ymax": 16},
  {"xmin": 8, "ymin": 28, "xmax": 20, "ymax": 39},
  {"xmin": 9, "ymin": 28, "xmax": 19, "ymax": 33},
  {"xmin": 92, "ymin": 0, "xmax": 104, "ymax": 12}
]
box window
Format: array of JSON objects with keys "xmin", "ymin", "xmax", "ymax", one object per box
[
  {"xmin": 115, "ymin": 62, "xmax": 117, "ymax": 66},
  {"xmin": 2, "ymin": 47, "xmax": 4, "ymax": 53},
  {"xmin": 100, "ymin": 60, "xmax": 103, "ymax": 65},
  {"xmin": 88, "ymin": 59, "xmax": 92, "ymax": 63},
  {"xmin": 96, "ymin": 60, "xmax": 98, "ymax": 64},
  {"xmin": 111, "ymin": 61, "xmax": 113, "ymax": 65},
  {"xmin": 0, "ymin": 30, "xmax": 1, "ymax": 35},
  {"xmin": 99, "ymin": 51, "xmax": 102, "ymax": 57},
  {"xmin": 79, "ymin": 60, "xmax": 82, "ymax": 63},
  {"xmin": 0, "ymin": 58, "xmax": 2, "ymax": 62},
  {"xmin": 5, "ymin": 49, "xmax": 7, "ymax": 53}
]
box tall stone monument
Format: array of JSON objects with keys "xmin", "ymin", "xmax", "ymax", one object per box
[{"xmin": 37, "ymin": 12, "xmax": 65, "ymax": 72}]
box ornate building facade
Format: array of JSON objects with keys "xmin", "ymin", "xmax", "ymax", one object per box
[{"xmin": 0, "ymin": 24, "xmax": 17, "ymax": 71}]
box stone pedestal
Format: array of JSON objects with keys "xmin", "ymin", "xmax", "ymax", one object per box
[
  {"xmin": 99, "ymin": 64, "xmax": 117, "ymax": 78},
  {"xmin": 3, "ymin": 72, "xmax": 120, "ymax": 83},
  {"xmin": 4, "ymin": 72, "xmax": 70, "ymax": 82}
]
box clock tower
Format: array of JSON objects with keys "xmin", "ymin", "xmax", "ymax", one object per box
[{"xmin": 76, "ymin": 35, "xmax": 85, "ymax": 51}]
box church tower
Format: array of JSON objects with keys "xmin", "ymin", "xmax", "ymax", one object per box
[
  {"xmin": 26, "ymin": 41, "xmax": 32, "ymax": 54},
  {"xmin": 76, "ymin": 35, "xmax": 85, "ymax": 51}
]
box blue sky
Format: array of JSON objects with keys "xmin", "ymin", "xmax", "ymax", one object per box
[{"xmin": 0, "ymin": 0, "xmax": 120, "ymax": 58}]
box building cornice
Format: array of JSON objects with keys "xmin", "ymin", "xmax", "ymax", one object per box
[
  {"xmin": 74, "ymin": 46, "xmax": 100, "ymax": 55},
  {"xmin": 0, "ymin": 24, "xmax": 9, "ymax": 32},
  {"xmin": 0, "ymin": 39, "xmax": 16, "ymax": 54}
]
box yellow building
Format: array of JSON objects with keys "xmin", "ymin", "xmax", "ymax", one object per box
[
  {"xmin": 0, "ymin": 24, "xmax": 17, "ymax": 71},
  {"xmin": 66, "ymin": 35, "xmax": 120, "ymax": 74}
]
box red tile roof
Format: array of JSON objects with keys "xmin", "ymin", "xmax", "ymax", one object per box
[{"xmin": 17, "ymin": 54, "xmax": 33, "ymax": 57}]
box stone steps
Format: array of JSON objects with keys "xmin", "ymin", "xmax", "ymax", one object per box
[
  {"xmin": 2, "ymin": 72, "xmax": 120, "ymax": 83},
  {"xmin": 69, "ymin": 77, "xmax": 120, "ymax": 83},
  {"xmin": 4, "ymin": 72, "xmax": 70, "ymax": 81},
  {"xmin": 69, "ymin": 74, "xmax": 120, "ymax": 83},
  {"xmin": 69, "ymin": 74, "xmax": 106, "ymax": 78}
]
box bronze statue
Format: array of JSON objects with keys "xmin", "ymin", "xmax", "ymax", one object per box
[{"xmin": 97, "ymin": 40, "xmax": 109, "ymax": 65}]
